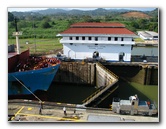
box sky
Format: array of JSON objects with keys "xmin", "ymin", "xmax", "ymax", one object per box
[
  {"xmin": 8, "ymin": 7, "xmax": 156, "ymax": 12},
  {"xmin": 8, "ymin": 8, "xmax": 48, "ymax": 12},
  {"xmin": 8, "ymin": 7, "xmax": 99, "ymax": 12}
]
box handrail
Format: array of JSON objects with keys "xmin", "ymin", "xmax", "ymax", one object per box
[
  {"xmin": 83, "ymin": 80, "xmax": 118, "ymax": 105},
  {"xmin": 93, "ymin": 85, "xmax": 119, "ymax": 106}
]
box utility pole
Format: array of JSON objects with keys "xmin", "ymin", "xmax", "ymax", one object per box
[{"xmin": 13, "ymin": 17, "xmax": 22, "ymax": 54}]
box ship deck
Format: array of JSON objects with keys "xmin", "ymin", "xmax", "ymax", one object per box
[{"xmin": 8, "ymin": 52, "xmax": 17, "ymax": 58}]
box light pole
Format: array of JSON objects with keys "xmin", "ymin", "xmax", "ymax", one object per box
[{"xmin": 13, "ymin": 17, "xmax": 22, "ymax": 54}]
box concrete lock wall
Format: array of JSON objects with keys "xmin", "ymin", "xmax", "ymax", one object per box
[
  {"xmin": 96, "ymin": 63, "xmax": 118, "ymax": 88},
  {"xmin": 54, "ymin": 62, "xmax": 158, "ymax": 86},
  {"xmin": 127, "ymin": 65, "xmax": 158, "ymax": 85},
  {"xmin": 144, "ymin": 66, "xmax": 158, "ymax": 85},
  {"xmin": 53, "ymin": 62, "xmax": 95, "ymax": 85},
  {"xmin": 103, "ymin": 64, "xmax": 158, "ymax": 85}
]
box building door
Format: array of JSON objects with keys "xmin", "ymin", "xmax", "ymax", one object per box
[
  {"xmin": 68, "ymin": 50, "xmax": 75, "ymax": 59},
  {"xmin": 119, "ymin": 52, "xmax": 125, "ymax": 61},
  {"xmin": 93, "ymin": 51, "xmax": 99, "ymax": 58}
]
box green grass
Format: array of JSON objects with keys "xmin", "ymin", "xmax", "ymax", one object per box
[
  {"xmin": 8, "ymin": 38, "xmax": 63, "ymax": 55},
  {"xmin": 134, "ymin": 37, "xmax": 145, "ymax": 43}
]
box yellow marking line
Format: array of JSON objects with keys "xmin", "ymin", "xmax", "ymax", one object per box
[
  {"xmin": 18, "ymin": 112, "xmax": 86, "ymax": 122},
  {"xmin": 28, "ymin": 107, "xmax": 32, "ymax": 110},
  {"xmin": 11, "ymin": 106, "xmax": 24, "ymax": 120}
]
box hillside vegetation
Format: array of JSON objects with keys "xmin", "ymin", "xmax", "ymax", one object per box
[
  {"xmin": 121, "ymin": 12, "xmax": 151, "ymax": 19},
  {"xmin": 8, "ymin": 8, "xmax": 158, "ymax": 39},
  {"xmin": 8, "ymin": 8, "xmax": 158, "ymax": 54}
]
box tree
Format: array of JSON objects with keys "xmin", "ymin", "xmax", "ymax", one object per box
[
  {"xmin": 138, "ymin": 19, "xmax": 148, "ymax": 29},
  {"xmin": 51, "ymin": 21, "xmax": 55, "ymax": 25},
  {"xmin": 43, "ymin": 16, "xmax": 51, "ymax": 23},
  {"xmin": 131, "ymin": 21, "xmax": 139, "ymax": 29},
  {"xmin": 41, "ymin": 21, "xmax": 51, "ymax": 28},
  {"xmin": 8, "ymin": 12, "xmax": 14, "ymax": 22},
  {"xmin": 82, "ymin": 15, "xmax": 93, "ymax": 22}
]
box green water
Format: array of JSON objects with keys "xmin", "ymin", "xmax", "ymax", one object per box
[
  {"xmin": 47, "ymin": 80, "xmax": 158, "ymax": 108},
  {"xmin": 47, "ymin": 83, "xmax": 97, "ymax": 104},
  {"xmin": 117, "ymin": 80, "xmax": 158, "ymax": 108},
  {"xmin": 130, "ymin": 82, "xmax": 158, "ymax": 104}
]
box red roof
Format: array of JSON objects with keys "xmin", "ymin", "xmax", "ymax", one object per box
[
  {"xmin": 60, "ymin": 22, "xmax": 135, "ymax": 35},
  {"xmin": 71, "ymin": 22, "xmax": 125, "ymax": 28},
  {"xmin": 61, "ymin": 28, "xmax": 135, "ymax": 35}
]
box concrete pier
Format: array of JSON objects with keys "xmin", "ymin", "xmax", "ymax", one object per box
[{"xmin": 8, "ymin": 100, "xmax": 159, "ymax": 122}]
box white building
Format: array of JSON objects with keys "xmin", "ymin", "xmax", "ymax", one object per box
[
  {"xmin": 57, "ymin": 22, "xmax": 137, "ymax": 62},
  {"xmin": 137, "ymin": 31, "xmax": 158, "ymax": 40}
]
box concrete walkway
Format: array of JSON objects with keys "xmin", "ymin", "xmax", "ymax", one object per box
[{"xmin": 8, "ymin": 100, "xmax": 159, "ymax": 122}]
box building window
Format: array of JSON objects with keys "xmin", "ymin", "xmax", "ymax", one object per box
[
  {"xmin": 115, "ymin": 37, "xmax": 118, "ymax": 41},
  {"xmin": 108, "ymin": 37, "xmax": 111, "ymax": 41},
  {"xmin": 95, "ymin": 37, "xmax": 98, "ymax": 41},
  {"xmin": 121, "ymin": 37, "xmax": 124, "ymax": 41},
  {"xmin": 88, "ymin": 37, "xmax": 92, "ymax": 40},
  {"xmin": 76, "ymin": 37, "xmax": 79, "ymax": 40},
  {"xmin": 69, "ymin": 37, "xmax": 72, "ymax": 40},
  {"xmin": 82, "ymin": 37, "xmax": 85, "ymax": 40},
  {"xmin": 153, "ymin": 36, "xmax": 158, "ymax": 38}
]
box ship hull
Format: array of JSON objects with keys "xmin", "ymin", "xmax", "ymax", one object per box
[{"xmin": 8, "ymin": 64, "xmax": 60, "ymax": 95}]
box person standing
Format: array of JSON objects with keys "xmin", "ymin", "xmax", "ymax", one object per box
[
  {"xmin": 39, "ymin": 103, "xmax": 42, "ymax": 115},
  {"xmin": 40, "ymin": 102, "xmax": 43, "ymax": 109},
  {"xmin": 63, "ymin": 107, "xmax": 66, "ymax": 116}
]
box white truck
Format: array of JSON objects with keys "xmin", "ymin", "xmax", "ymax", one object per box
[{"xmin": 112, "ymin": 95, "xmax": 158, "ymax": 116}]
